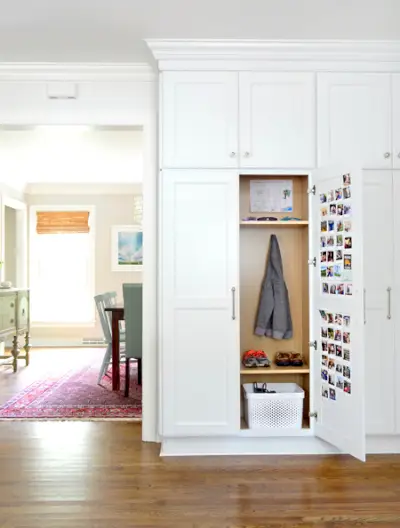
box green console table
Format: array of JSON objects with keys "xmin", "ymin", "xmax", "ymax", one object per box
[{"xmin": 0, "ymin": 289, "xmax": 31, "ymax": 372}]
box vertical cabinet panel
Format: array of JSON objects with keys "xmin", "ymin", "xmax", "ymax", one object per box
[
  {"xmin": 161, "ymin": 170, "xmax": 240, "ymax": 436},
  {"xmin": 318, "ymin": 73, "xmax": 391, "ymax": 169},
  {"xmin": 239, "ymin": 72, "xmax": 316, "ymax": 168},
  {"xmin": 393, "ymin": 75, "xmax": 400, "ymax": 169},
  {"xmin": 363, "ymin": 171, "xmax": 395, "ymax": 435},
  {"xmin": 161, "ymin": 72, "xmax": 238, "ymax": 168},
  {"xmin": 393, "ymin": 172, "xmax": 400, "ymax": 434}
]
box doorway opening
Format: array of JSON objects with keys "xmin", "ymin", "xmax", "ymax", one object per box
[{"xmin": 0, "ymin": 125, "xmax": 146, "ymax": 424}]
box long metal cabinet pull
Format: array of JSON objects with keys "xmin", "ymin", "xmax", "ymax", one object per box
[
  {"xmin": 231, "ymin": 287, "xmax": 236, "ymax": 320},
  {"xmin": 363, "ymin": 289, "xmax": 367, "ymax": 324},
  {"xmin": 387, "ymin": 287, "xmax": 392, "ymax": 320}
]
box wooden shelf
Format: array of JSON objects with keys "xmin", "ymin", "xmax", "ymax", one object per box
[
  {"xmin": 240, "ymin": 220, "xmax": 309, "ymax": 226},
  {"xmin": 240, "ymin": 363, "xmax": 310, "ymax": 375}
]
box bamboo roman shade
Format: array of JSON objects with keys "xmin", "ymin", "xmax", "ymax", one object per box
[{"xmin": 36, "ymin": 211, "xmax": 90, "ymax": 234}]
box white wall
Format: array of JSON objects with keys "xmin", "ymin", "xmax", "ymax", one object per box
[{"xmin": 0, "ymin": 127, "xmax": 143, "ymax": 191}]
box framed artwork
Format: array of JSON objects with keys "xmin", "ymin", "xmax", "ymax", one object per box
[{"xmin": 111, "ymin": 225, "xmax": 143, "ymax": 271}]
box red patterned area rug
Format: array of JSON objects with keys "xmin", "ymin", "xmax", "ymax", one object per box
[{"xmin": 0, "ymin": 364, "xmax": 142, "ymax": 421}]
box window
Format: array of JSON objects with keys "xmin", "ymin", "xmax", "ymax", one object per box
[{"xmin": 30, "ymin": 206, "xmax": 95, "ymax": 324}]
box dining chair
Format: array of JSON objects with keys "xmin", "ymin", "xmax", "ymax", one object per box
[
  {"xmin": 122, "ymin": 283, "xmax": 142, "ymax": 397},
  {"xmin": 95, "ymin": 291, "xmax": 125, "ymax": 384}
]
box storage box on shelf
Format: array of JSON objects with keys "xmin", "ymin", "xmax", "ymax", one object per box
[{"xmin": 243, "ymin": 383, "xmax": 305, "ymax": 430}]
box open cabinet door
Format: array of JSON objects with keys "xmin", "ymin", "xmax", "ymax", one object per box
[{"xmin": 311, "ymin": 165, "xmax": 366, "ymax": 461}]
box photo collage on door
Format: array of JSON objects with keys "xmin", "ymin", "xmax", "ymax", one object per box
[
  {"xmin": 320, "ymin": 310, "xmax": 352, "ymax": 402},
  {"xmin": 320, "ymin": 173, "xmax": 352, "ymax": 296}
]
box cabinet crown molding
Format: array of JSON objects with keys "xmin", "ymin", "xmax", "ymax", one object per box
[
  {"xmin": 0, "ymin": 62, "xmax": 155, "ymax": 82},
  {"xmin": 146, "ymin": 39, "xmax": 400, "ymax": 70}
]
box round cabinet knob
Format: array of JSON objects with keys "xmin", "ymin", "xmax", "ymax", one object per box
[
  {"xmin": 384, "ymin": 152, "xmax": 391, "ymax": 159},
  {"xmin": 10, "ymin": 303, "xmax": 14, "ymax": 308},
  {"xmin": 10, "ymin": 319, "xmax": 14, "ymax": 324},
  {"xmin": 22, "ymin": 309, "xmax": 25, "ymax": 316},
  {"xmin": 244, "ymin": 152, "xmax": 250, "ymax": 158},
  {"xmin": 229, "ymin": 152, "xmax": 236, "ymax": 158}
]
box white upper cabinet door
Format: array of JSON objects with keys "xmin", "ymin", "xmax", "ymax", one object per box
[
  {"xmin": 239, "ymin": 72, "xmax": 316, "ymax": 168},
  {"xmin": 311, "ymin": 164, "xmax": 366, "ymax": 461},
  {"xmin": 318, "ymin": 74, "xmax": 391, "ymax": 169},
  {"xmin": 393, "ymin": 75, "xmax": 400, "ymax": 169},
  {"xmin": 161, "ymin": 72, "xmax": 239, "ymax": 168},
  {"xmin": 363, "ymin": 171, "xmax": 395, "ymax": 435},
  {"xmin": 161, "ymin": 170, "xmax": 240, "ymax": 436}
]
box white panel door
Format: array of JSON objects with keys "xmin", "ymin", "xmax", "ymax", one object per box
[
  {"xmin": 162, "ymin": 72, "xmax": 238, "ymax": 168},
  {"xmin": 311, "ymin": 164, "xmax": 366, "ymax": 461},
  {"xmin": 239, "ymin": 72, "xmax": 316, "ymax": 168},
  {"xmin": 318, "ymin": 74, "xmax": 391, "ymax": 169},
  {"xmin": 363, "ymin": 171, "xmax": 395, "ymax": 435},
  {"xmin": 393, "ymin": 171, "xmax": 400, "ymax": 434},
  {"xmin": 393, "ymin": 75, "xmax": 400, "ymax": 169},
  {"xmin": 161, "ymin": 170, "xmax": 240, "ymax": 436}
]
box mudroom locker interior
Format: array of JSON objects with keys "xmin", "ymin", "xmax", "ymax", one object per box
[{"xmin": 239, "ymin": 174, "xmax": 310, "ymax": 427}]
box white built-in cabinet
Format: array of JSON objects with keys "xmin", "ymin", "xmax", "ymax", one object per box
[
  {"xmin": 239, "ymin": 72, "xmax": 315, "ymax": 168},
  {"xmin": 393, "ymin": 172, "xmax": 400, "ymax": 434},
  {"xmin": 317, "ymin": 73, "xmax": 392, "ymax": 169},
  {"xmin": 393, "ymin": 76, "xmax": 400, "ymax": 169},
  {"xmin": 363, "ymin": 171, "xmax": 395, "ymax": 435},
  {"xmin": 162, "ymin": 71, "xmax": 316, "ymax": 169},
  {"xmin": 162, "ymin": 72, "xmax": 238, "ymax": 168},
  {"xmin": 161, "ymin": 170, "xmax": 240, "ymax": 436},
  {"xmin": 157, "ymin": 55, "xmax": 400, "ymax": 457},
  {"xmin": 160, "ymin": 164, "xmax": 368, "ymax": 460}
]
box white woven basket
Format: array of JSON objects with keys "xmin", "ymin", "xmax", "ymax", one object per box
[{"xmin": 243, "ymin": 383, "xmax": 304, "ymax": 429}]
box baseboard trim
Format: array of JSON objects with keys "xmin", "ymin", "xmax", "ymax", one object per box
[
  {"xmin": 9, "ymin": 339, "xmax": 107, "ymax": 348},
  {"xmin": 161, "ymin": 435, "xmax": 400, "ymax": 457},
  {"xmin": 366, "ymin": 435, "xmax": 400, "ymax": 454},
  {"xmin": 160, "ymin": 436, "xmax": 340, "ymax": 457}
]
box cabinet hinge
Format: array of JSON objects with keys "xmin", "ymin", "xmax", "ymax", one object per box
[
  {"xmin": 309, "ymin": 412, "xmax": 318, "ymax": 420},
  {"xmin": 307, "ymin": 185, "xmax": 316, "ymax": 195},
  {"xmin": 308, "ymin": 257, "xmax": 316, "ymax": 267},
  {"xmin": 309, "ymin": 340, "xmax": 317, "ymax": 350}
]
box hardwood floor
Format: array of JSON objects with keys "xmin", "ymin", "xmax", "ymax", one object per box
[
  {"xmin": 0, "ymin": 423, "xmax": 399, "ymax": 527},
  {"xmin": 0, "ymin": 350, "xmax": 400, "ymax": 527}
]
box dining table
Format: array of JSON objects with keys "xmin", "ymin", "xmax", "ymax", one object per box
[{"xmin": 105, "ymin": 304, "xmax": 124, "ymax": 391}]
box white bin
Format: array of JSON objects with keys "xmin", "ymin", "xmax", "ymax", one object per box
[{"xmin": 243, "ymin": 383, "xmax": 305, "ymax": 429}]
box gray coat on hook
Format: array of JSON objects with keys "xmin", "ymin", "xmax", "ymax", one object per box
[{"xmin": 255, "ymin": 234, "xmax": 293, "ymax": 339}]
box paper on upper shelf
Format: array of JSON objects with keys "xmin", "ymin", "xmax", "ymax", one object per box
[{"xmin": 250, "ymin": 180, "xmax": 293, "ymax": 213}]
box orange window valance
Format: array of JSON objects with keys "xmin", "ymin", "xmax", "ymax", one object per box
[{"xmin": 36, "ymin": 211, "xmax": 90, "ymax": 234}]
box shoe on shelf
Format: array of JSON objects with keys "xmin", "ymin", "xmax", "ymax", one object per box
[
  {"xmin": 290, "ymin": 352, "xmax": 304, "ymax": 366},
  {"xmin": 275, "ymin": 351, "xmax": 292, "ymax": 367},
  {"xmin": 242, "ymin": 349, "xmax": 271, "ymax": 368}
]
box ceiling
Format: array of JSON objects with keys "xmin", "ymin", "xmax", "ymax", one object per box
[{"xmin": 0, "ymin": 0, "xmax": 399, "ymax": 63}]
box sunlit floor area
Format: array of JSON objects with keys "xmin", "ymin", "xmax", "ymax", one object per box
[{"xmin": 0, "ymin": 348, "xmax": 142, "ymax": 420}]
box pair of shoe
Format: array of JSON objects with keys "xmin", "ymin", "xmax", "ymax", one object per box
[
  {"xmin": 242, "ymin": 350, "xmax": 271, "ymax": 368},
  {"xmin": 275, "ymin": 352, "xmax": 304, "ymax": 367}
]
